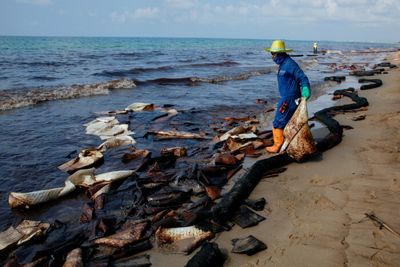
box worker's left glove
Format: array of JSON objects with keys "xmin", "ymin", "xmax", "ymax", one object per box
[{"xmin": 301, "ymin": 86, "xmax": 311, "ymax": 100}]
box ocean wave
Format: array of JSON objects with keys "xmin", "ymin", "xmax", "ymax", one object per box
[
  {"xmin": 30, "ymin": 76, "xmax": 59, "ymax": 81},
  {"xmin": 322, "ymin": 48, "xmax": 399, "ymax": 57},
  {"xmin": 113, "ymin": 50, "xmax": 165, "ymax": 58},
  {"xmin": 93, "ymin": 66, "xmax": 175, "ymax": 77},
  {"xmin": 299, "ymin": 59, "xmax": 319, "ymax": 70},
  {"xmin": 325, "ymin": 50, "xmax": 343, "ymax": 55},
  {"xmin": 0, "ymin": 79, "xmax": 136, "ymax": 111},
  {"xmin": 0, "ymin": 66, "xmax": 276, "ymax": 110},
  {"xmin": 79, "ymin": 54, "xmax": 106, "ymax": 59},
  {"xmin": 14, "ymin": 61, "xmax": 76, "ymax": 67},
  {"xmin": 92, "ymin": 60, "xmax": 240, "ymax": 78},
  {"xmin": 138, "ymin": 67, "xmax": 276, "ymax": 85},
  {"xmin": 349, "ymin": 48, "xmax": 399, "ymax": 54},
  {"xmin": 131, "ymin": 66, "xmax": 175, "ymax": 73},
  {"xmin": 93, "ymin": 69, "xmax": 133, "ymax": 77},
  {"xmin": 187, "ymin": 60, "xmax": 239, "ymax": 67},
  {"xmin": 178, "ymin": 58, "xmax": 196, "ymax": 63}
]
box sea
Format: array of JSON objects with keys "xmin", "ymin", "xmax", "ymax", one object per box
[{"xmin": 0, "ymin": 36, "xmax": 397, "ymax": 230}]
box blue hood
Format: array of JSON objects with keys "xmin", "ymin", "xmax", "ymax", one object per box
[{"xmin": 273, "ymin": 54, "xmax": 287, "ymax": 65}]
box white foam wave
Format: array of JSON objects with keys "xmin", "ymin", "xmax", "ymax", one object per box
[{"xmin": 0, "ymin": 79, "xmax": 136, "ymax": 111}]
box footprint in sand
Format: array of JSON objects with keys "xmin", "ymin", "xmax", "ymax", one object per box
[
  {"xmin": 314, "ymin": 195, "xmax": 337, "ymax": 210},
  {"xmin": 367, "ymin": 190, "xmax": 377, "ymax": 199},
  {"xmin": 288, "ymin": 233, "xmax": 301, "ymax": 245},
  {"xmin": 390, "ymin": 178, "xmax": 400, "ymax": 191},
  {"xmin": 370, "ymin": 251, "xmax": 391, "ymax": 266},
  {"xmin": 289, "ymin": 232, "xmax": 317, "ymax": 246},
  {"xmin": 309, "ymin": 177, "xmax": 323, "ymax": 185}
]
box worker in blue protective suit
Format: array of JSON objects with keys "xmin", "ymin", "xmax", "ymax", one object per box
[{"xmin": 264, "ymin": 40, "xmax": 311, "ymax": 153}]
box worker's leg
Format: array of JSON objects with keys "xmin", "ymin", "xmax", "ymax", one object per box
[
  {"xmin": 266, "ymin": 98, "xmax": 298, "ymax": 153},
  {"xmin": 266, "ymin": 127, "xmax": 284, "ymax": 153}
]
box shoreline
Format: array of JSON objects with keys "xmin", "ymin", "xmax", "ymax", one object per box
[
  {"xmin": 217, "ymin": 52, "xmax": 400, "ymax": 266},
  {"xmin": 0, "ymin": 48, "xmax": 399, "ymax": 265},
  {"xmin": 0, "ymin": 40, "xmax": 396, "ymax": 113},
  {"xmin": 145, "ymin": 52, "xmax": 400, "ymax": 266}
]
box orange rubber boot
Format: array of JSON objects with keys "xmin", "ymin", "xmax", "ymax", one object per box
[{"xmin": 266, "ymin": 128, "xmax": 284, "ymax": 153}]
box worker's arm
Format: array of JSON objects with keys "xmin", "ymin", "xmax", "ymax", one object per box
[
  {"xmin": 292, "ymin": 63, "xmax": 311, "ymax": 100},
  {"xmin": 301, "ymin": 86, "xmax": 311, "ymax": 100}
]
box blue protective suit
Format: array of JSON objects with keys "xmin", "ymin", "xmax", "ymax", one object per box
[{"xmin": 272, "ymin": 54, "xmax": 310, "ymax": 129}]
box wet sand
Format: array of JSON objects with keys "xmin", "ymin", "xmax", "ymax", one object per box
[{"xmin": 147, "ymin": 52, "xmax": 400, "ymax": 266}]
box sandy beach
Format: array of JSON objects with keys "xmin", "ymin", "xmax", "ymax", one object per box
[
  {"xmin": 145, "ymin": 52, "xmax": 400, "ymax": 267},
  {"xmin": 214, "ymin": 52, "xmax": 400, "ymax": 267}
]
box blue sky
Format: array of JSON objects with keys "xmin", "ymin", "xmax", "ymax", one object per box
[{"xmin": 0, "ymin": 0, "xmax": 399, "ymax": 43}]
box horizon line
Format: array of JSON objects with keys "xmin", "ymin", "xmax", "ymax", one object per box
[{"xmin": 0, "ymin": 34, "xmax": 396, "ymax": 45}]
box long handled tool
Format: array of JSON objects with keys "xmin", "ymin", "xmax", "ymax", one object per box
[{"xmin": 365, "ymin": 212, "xmax": 400, "ymax": 239}]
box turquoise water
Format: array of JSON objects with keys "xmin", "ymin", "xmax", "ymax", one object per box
[
  {"xmin": 0, "ymin": 36, "xmax": 397, "ymax": 231},
  {"xmin": 0, "ymin": 36, "xmax": 396, "ymax": 91}
]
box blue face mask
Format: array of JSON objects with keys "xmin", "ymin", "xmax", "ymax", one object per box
[{"xmin": 273, "ymin": 54, "xmax": 286, "ymax": 65}]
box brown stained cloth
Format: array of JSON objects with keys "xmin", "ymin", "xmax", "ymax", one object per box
[
  {"xmin": 93, "ymin": 220, "xmax": 149, "ymax": 248},
  {"xmin": 9, "ymin": 169, "xmax": 135, "ymax": 208}
]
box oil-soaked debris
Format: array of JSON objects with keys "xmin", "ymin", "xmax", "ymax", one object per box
[
  {"xmin": 352, "ymin": 114, "xmax": 366, "ymax": 121},
  {"xmin": 3, "ymin": 85, "xmax": 374, "ymax": 266},
  {"xmin": 145, "ymin": 130, "xmax": 208, "ymax": 140},
  {"xmin": 232, "ymin": 205, "xmax": 266, "ymax": 228},
  {"xmin": 9, "ymin": 169, "xmax": 135, "ymax": 208},
  {"xmin": 93, "ymin": 220, "xmax": 149, "ymax": 248},
  {"xmin": 63, "ymin": 247, "xmax": 83, "ymax": 266},
  {"xmin": 97, "ymin": 136, "xmax": 136, "ymax": 151},
  {"xmin": 262, "ymin": 167, "xmax": 287, "ymax": 178},
  {"xmin": 244, "ymin": 198, "xmax": 267, "ymax": 211},
  {"xmin": 231, "ymin": 235, "xmax": 267, "ymax": 256},
  {"xmin": 160, "ymin": 147, "xmax": 187, "ymax": 157},
  {"xmin": 112, "ymin": 253, "xmax": 152, "ymax": 267},
  {"xmin": 185, "ymin": 242, "xmax": 226, "ymax": 267},
  {"xmin": 85, "ymin": 116, "xmax": 133, "ymax": 140},
  {"xmin": 0, "ymin": 220, "xmax": 50, "ymax": 254},
  {"xmin": 125, "ymin": 102, "xmax": 155, "ymax": 112},
  {"xmin": 341, "ymin": 125, "xmax": 354, "ymax": 130},
  {"xmin": 58, "ymin": 148, "xmax": 104, "ymax": 172},
  {"xmin": 2, "ymin": 102, "xmax": 274, "ymax": 264},
  {"xmin": 156, "ymin": 225, "xmax": 214, "ymax": 254},
  {"xmin": 358, "ymin": 78, "xmax": 383, "ymax": 90}
]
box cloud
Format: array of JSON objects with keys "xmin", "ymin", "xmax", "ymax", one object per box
[
  {"xmin": 191, "ymin": 1, "xmax": 399, "ymax": 25},
  {"xmin": 110, "ymin": 0, "xmax": 399, "ymax": 32},
  {"xmin": 110, "ymin": 11, "xmax": 128, "ymax": 23},
  {"xmin": 132, "ymin": 7, "xmax": 159, "ymax": 19},
  {"xmin": 325, "ymin": 0, "xmax": 337, "ymax": 16},
  {"xmin": 16, "ymin": 0, "xmax": 51, "ymax": 5},
  {"xmin": 110, "ymin": 7, "xmax": 159, "ymax": 23},
  {"xmin": 165, "ymin": 0, "xmax": 198, "ymax": 9}
]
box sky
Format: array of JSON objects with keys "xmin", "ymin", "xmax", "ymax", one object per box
[{"xmin": 0, "ymin": 0, "xmax": 399, "ymax": 43}]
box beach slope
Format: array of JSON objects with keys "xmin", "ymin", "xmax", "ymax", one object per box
[{"xmin": 215, "ymin": 52, "xmax": 400, "ymax": 267}]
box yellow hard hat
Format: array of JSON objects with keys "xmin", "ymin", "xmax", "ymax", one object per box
[{"xmin": 264, "ymin": 40, "xmax": 293, "ymax": 53}]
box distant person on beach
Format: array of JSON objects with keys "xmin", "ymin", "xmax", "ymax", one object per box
[
  {"xmin": 264, "ymin": 39, "xmax": 311, "ymax": 153},
  {"xmin": 313, "ymin": 42, "xmax": 318, "ymax": 54}
]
